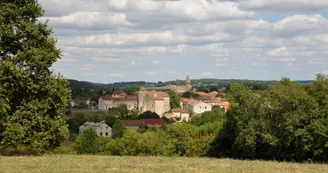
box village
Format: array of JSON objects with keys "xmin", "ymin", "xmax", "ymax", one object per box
[{"xmin": 71, "ymin": 75, "xmax": 231, "ymax": 137}]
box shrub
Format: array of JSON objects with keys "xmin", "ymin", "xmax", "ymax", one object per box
[{"xmin": 74, "ymin": 127, "xmax": 99, "ymax": 154}]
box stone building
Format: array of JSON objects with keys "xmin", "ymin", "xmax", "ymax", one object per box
[
  {"xmin": 98, "ymin": 90, "xmax": 137, "ymax": 110},
  {"xmin": 137, "ymin": 88, "xmax": 170, "ymax": 117},
  {"xmin": 79, "ymin": 121, "xmax": 112, "ymax": 137}
]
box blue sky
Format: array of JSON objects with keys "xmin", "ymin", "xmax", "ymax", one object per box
[{"xmin": 39, "ymin": 0, "xmax": 328, "ymax": 83}]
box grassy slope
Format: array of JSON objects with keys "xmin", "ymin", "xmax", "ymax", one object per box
[{"xmin": 0, "ymin": 155, "xmax": 328, "ymax": 173}]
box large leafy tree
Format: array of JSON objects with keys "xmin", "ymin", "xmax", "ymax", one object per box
[
  {"xmin": 168, "ymin": 91, "xmax": 181, "ymax": 109},
  {"xmin": 0, "ymin": 0, "xmax": 71, "ymax": 153}
]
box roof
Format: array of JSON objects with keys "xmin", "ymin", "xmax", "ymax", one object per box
[
  {"xmin": 123, "ymin": 120, "xmax": 144, "ymax": 126},
  {"xmin": 172, "ymin": 109, "xmax": 189, "ymax": 113},
  {"xmin": 123, "ymin": 119, "xmax": 168, "ymax": 127},
  {"xmin": 203, "ymin": 99, "xmax": 220, "ymax": 103},
  {"xmin": 142, "ymin": 119, "xmax": 168, "ymax": 126},
  {"xmin": 146, "ymin": 91, "xmax": 168, "ymax": 100},
  {"xmin": 139, "ymin": 87, "xmax": 147, "ymax": 91},
  {"xmin": 112, "ymin": 90, "xmax": 126, "ymax": 95},
  {"xmin": 100, "ymin": 95, "xmax": 137, "ymax": 102},
  {"xmin": 181, "ymin": 98, "xmax": 192, "ymax": 103},
  {"xmin": 188, "ymin": 100, "xmax": 204, "ymax": 106}
]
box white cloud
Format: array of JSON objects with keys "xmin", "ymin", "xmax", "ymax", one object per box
[
  {"xmin": 145, "ymin": 72, "xmax": 158, "ymax": 76},
  {"xmin": 106, "ymin": 73, "xmax": 125, "ymax": 77},
  {"xmin": 129, "ymin": 61, "xmax": 145, "ymax": 66},
  {"xmin": 151, "ymin": 60, "xmax": 160, "ymax": 65},
  {"xmin": 240, "ymin": 0, "xmax": 328, "ymax": 13},
  {"xmin": 201, "ymin": 72, "xmax": 213, "ymax": 76},
  {"xmin": 92, "ymin": 58, "xmax": 121, "ymax": 62},
  {"xmin": 42, "ymin": 12, "xmax": 132, "ymax": 29},
  {"xmin": 280, "ymin": 58, "xmax": 296, "ymax": 62},
  {"xmin": 108, "ymin": 0, "xmax": 256, "ymax": 20}
]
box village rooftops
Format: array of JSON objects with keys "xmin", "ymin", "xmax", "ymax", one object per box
[
  {"xmin": 146, "ymin": 91, "xmax": 168, "ymax": 100},
  {"xmin": 123, "ymin": 119, "xmax": 167, "ymax": 127},
  {"xmin": 172, "ymin": 109, "xmax": 189, "ymax": 113},
  {"xmin": 100, "ymin": 95, "xmax": 137, "ymax": 102}
]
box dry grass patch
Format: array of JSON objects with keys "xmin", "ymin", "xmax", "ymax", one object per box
[{"xmin": 0, "ymin": 155, "xmax": 327, "ymax": 173}]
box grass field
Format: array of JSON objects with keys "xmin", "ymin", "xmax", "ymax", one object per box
[{"xmin": 0, "ymin": 155, "xmax": 328, "ymax": 173}]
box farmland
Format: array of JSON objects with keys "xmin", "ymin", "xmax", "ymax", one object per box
[{"xmin": 0, "ymin": 155, "xmax": 327, "ymax": 173}]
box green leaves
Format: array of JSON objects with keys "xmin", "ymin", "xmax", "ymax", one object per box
[{"xmin": 0, "ymin": 0, "xmax": 70, "ymax": 154}]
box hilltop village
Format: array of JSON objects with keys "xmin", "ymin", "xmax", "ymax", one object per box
[{"xmin": 71, "ymin": 75, "xmax": 230, "ymax": 136}]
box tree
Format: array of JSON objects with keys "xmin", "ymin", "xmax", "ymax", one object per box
[
  {"xmin": 117, "ymin": 104, "xmax": 129, "ymax": 118},
  {"xmin": 0, "ymin": 0, "xmax": 71, "ymax": 153},
  {"xmin": 138, "ymin": 111, "xmax": 160, "ymax": 119},
  {"xmin": 168, "ymin": 91, "xmax": 181, "ymax": 109},
  {"xmin": 123, "ymin": 84, "xmax": 140, "ymax": 95},
  {"xmin": 75, "ymin": 127, "xmax": 100, "ymax": 154},
  {"xmin": 112, "ymin": 120, "xmax": 126, "ymax": 138}
]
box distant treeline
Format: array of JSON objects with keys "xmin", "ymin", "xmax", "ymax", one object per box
[{"xmin": 68, "ymin": 79, "xmax": 314, "ymax": 99}]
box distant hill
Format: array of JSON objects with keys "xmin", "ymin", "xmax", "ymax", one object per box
[
  {"xmin": 67, "ymin": 78, "xmax": 314, "ymax": 90},
  {"xmin": 67, "ymin": 79, "xmax": 147, "ymax": 89}
]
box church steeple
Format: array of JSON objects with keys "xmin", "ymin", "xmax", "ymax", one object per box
[{"xmin": 186, "ymin": 74, "xmax": 191, "ymax": 85}]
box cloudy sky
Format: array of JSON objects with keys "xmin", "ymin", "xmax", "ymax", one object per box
[{"xmin": 40, "ymin": 0, "xmax": 328, "ymax": 83}]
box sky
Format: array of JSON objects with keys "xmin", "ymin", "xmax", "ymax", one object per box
[{"xmin": 39, "ymin": 0, "xmax": 328, "ymax": 83}]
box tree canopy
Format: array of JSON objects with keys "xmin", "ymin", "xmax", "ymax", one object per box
[{"xmin": 0, "ymin": 0, "xmax": 71, "ymax": 153}]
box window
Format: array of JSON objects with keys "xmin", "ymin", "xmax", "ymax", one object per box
[
  {"xmin": 205, "ymin": 106, "xmax": 207, "ymax": 109},
  {"xmin": 105, "ymin": 132, "xmax": 108, "ymax": 136},
  {"xmin": 100, "ymin": 132, "xmax": 102, "ymax": 136}
]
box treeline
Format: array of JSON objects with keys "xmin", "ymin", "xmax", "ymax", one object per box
[
  {"xmin": 68, "ymin": 79, "xmax": 146, "ymax": 89},
  {"xmin": 211, "ymin": 74, "xmax": 328, "ymax": 162},
  {"xmin": 71, "ymin": 108, "xmax": 226, "ymax": 157},
  {"xmin": 69, "ymin": 74, "xmax": 328, "ymax": 162}
]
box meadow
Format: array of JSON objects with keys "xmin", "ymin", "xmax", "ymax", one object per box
[{"xmin": 0, "ymin": 155, "xmax": 327, "ymax": 173}]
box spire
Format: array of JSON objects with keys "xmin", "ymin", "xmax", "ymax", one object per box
[{"xmin": 186, "ymin": 74, "xmax": 191, "ymax": 85}]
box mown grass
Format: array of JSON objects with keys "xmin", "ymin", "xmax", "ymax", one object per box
[{"xmin": 0, "ymin": 155, "xmax": 328, "ymax": 173}]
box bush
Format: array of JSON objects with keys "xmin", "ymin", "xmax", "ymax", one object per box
[
  {"xmin": 0, "ymin": 146, "xmax": 43, "ymax": 156},
  {"xmin": 52, "ymin": 146, "xmax": 76, "ymax": 155},
  {"xmin": 75, "ymin": 127, "xmax": 100, "ymax": 155}
]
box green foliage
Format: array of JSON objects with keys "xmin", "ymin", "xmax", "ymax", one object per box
[
  {"xmin": 76, "ymin": 102, "xmax": 89, "ymax": 109},
  {"xmin": 182, "ymin": 91, "xmax": 200, "ymax": 99},
  {"xmin": 168, "ymin": 91, "xmax": 181, "ymax": 109},
  {"xmin": 112, "ymin": 120, "xmax": 126, "ymax": 138},
  {"xmin": 117, "ymin": 104, "xmax": 129, "ymax": 118},
  {"xmin": 0, "ymin": 0, "xmax": 70, "ymax": 153},
  {"xmin": 212, "ymin": 76, "xmax": 328, "ymax": 162},
  {"xmin": 190, "ymin": 109, "xmax": 225, "ymax": 126},
  {"xmin": 138, "ymin": 111, "xmax": 160, "ymax": 119},
  {"xmin": 106, "ymin": 130, "xmax": 141, "ymax": 156},
  {"xmin": 165, "ymin": 123, "xmax": 199, "ymax": 156},
  {"xmin": 123, "ymin": 84, "xmax": 140, "ymax": 95},
  {"xmin": 52, "ymin": 146, "xmax": 76, "ymax": 155},
  {"xmin": 75, "ymin": 127, "xmax": 102, "ymax": 155}
]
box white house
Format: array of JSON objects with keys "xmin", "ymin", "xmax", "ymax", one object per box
[
  {"xmin": 187, "ymin": 100, "xmax": 212, "ymax": 114},
  {"xmin": 79, "ymin": 121, "xmax": 112, "ymax": 137}
]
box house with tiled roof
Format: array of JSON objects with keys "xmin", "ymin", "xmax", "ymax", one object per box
[
  {"xmin": 186, "ymin": 100, "xmax": 212, "ymax": 114},
  {"xmin": 98, "ymin": 91, "xmax": 137, "ymax": 110},
  {"xmin": 123, "ymin": 119, "xmax": 168, "ymax": 130},
  {"xmin": 165, "ymin": 109, "xmax": 190, "ymax": 122},
  {"xmin": 138, "ymin": 88, "xmax": 170, "ymax": 117},
  {"xmin": 79, "ymin": 121, "xmax": 112, "ymax": 137}
]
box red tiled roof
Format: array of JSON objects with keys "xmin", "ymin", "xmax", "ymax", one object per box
[
  {"xmin": 112, "ymin": 90, "xmax": 126, "ymax": 95},
  {"xmin": 172, "ymin": 109, "xmax": 189, "ymax": 113},
  {"xmin": 123, "ymin": 119, "xmax": 168, "ymax": 127},
  {"xmin": 123, "ymin": 120, "xmax": 144, "ymax": 126},
  {"xmin": 203, "ymin": 99, "xmax": 220, "ymax": 103},
  {"xmin": 142, "ymin": 119, "xmax": 168, "ymax": 126},
  {"xmin": 181, "ymin": 98, "xmax": 192, "ymax": 103},
  {"xmin": 100, "ymin": 95, "xmax": 113, "ymax": 100},
  {"xmin": 187, "ymin": 100, "xmax": 203, "ymax": 106},
  {"xmin": 100, "ymin": 95, "xmax": 137, "ymax": 102}
]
